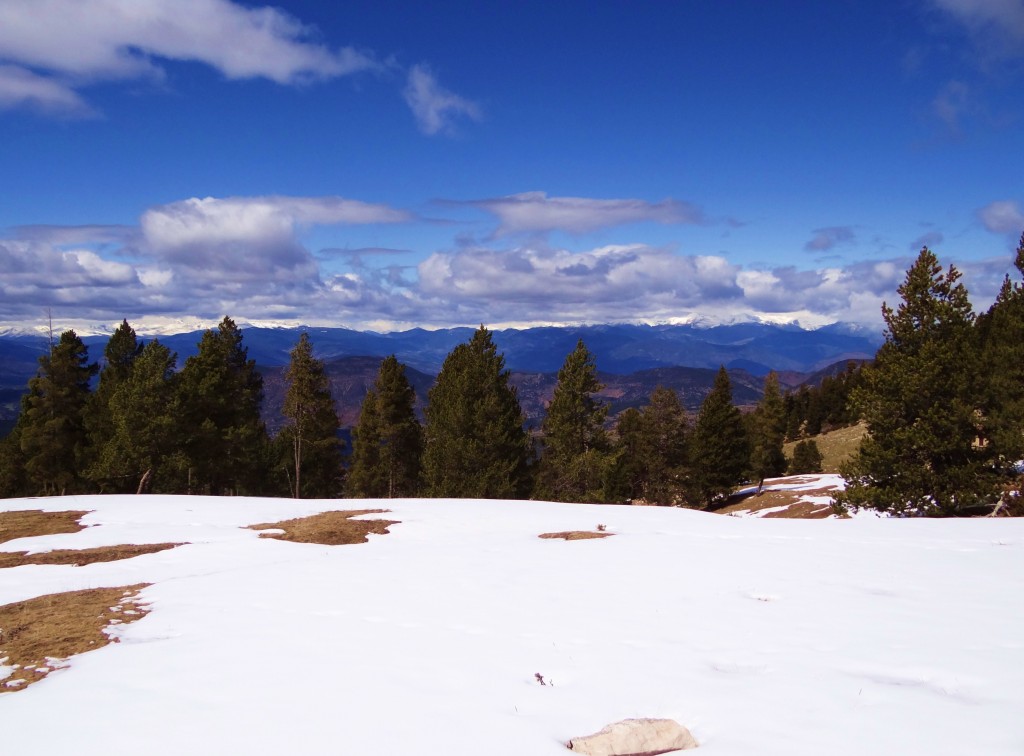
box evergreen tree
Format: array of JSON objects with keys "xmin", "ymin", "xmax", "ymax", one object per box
[
  {"xmin": 688, "ymin": 367, "xmax": 749, "ymax": 507},
  {"xmin": 750, "ymin": 371, "xmax": 788, "ymax": 492},
  {"xmin": 422, "ymin": 326, "xmax": 531, "ymax": 498},
  {"xmin": 789, "ymin": 439, "xmax": 823, "ymax": 474},
  {"xmin": 176, "ymin": 317, "xmax": 267, "ymax": 495},
  {"xmin": 280, "ymin": 333, "xmax": 344, "ymax": 498},
  {"xmin": 836, "ymin": 248, "xmax": 987, "ymax": 516},
  {"xmin": 0, "ymin": 420, "xmax": 29, "ymax": 498},
  {"xmin": 975, "ymin": 231, "xmax": 1024, "ymax": 512},
  {"xmin": 604, "ymin": 408, "xmax": 647, "ymax": 503},
  {"xmin": 637, "ymin": 385, "xmax": 690, "ymax": 504},
  {"xmin": 348, "ymin": 355, "xmax": 422, "ymax": 498},
  {"xmin": 18, "ymin": 330, "xmax": 98, "ymax": 495},
  {"xmin": 85, "ymin": 319, "xmax": 144, "ymax": 492},
  {"xmin": 91, "ymin": 339, "xmax": 180, "ymax": 494},
  {"xmin": 534, "ymin": 340, "xmax": 611, "ymax": 503}
]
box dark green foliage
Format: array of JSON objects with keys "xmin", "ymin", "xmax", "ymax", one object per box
[
  {"xmin": 750, "ymin": 371, "xmax": 788, "ymax": 489},
  {"xmin": 688, "ymin": 367, "xmax": 749, "ymax": 507},
  {"xmin": 836, "ymin": 248, "xmax": 989, "ymax": 516},
  {"xmin": 789, "ymin": 439, "xmax": 823, "ymax": 474},
  {"xmin": 90, "ymin": 340, "xmax": 181, "ymax": 494},
  {"xmin": 0, "ymin": 423, "xmax": 28, "ymax": 497},
  {"xmin": 606, "ymin": 388, "xmax": 691, "ymax": 504},
  {"xmin": 422, "ymin": 326, "xmax": 531, "ymax": 498},
  {"xmin": 176, "ymin": 317, "xmax": 268, "ymax": 495},
  {"xmin": 976, "ymin": 233, "xmax": 1024, "ymax": 492},
  {"xmin": 783, "ymin": 362, "xmax": 863, "ymax": 440},
  {"xmin": 604, "ymin": 408, "xmax": 647, "ymax": 502},
  {"xmin": 85, "ymin": 319, "xmax": 144, "ymax": 492},
  {"xmin": 534, "ymin": 340, "xmax": 611, "ymax": 503},
  {"xmin": 18, "ymin": 330, "xmax": 98, "ymax": 495},
  {"xmin": 348, "ymin": 355, "xmax": 423, "ymax": 498},
  {"xmin": 280, "ymin": 333, "xmax": 344, "ymax": 499}
]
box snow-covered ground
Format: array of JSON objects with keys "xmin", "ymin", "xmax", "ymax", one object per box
[{"xmin": 2, "ymin": 492, "xmax": 1023, "ymax": 755}]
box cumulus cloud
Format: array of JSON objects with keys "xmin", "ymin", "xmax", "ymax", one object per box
[
  {"xmin": 804, "ymin": 226, "xmax": 857, "ymax": 252},
  {"xmin": 403, "ymin": 64, "xmax": 482, "ymax": 136},
  {"xmin": 463, "ymin": 192, "xmax": 705, "ymax": 236},
  {"xmin": 978, "ymin": 200, "xmax": 1024, "ymax": 235}
]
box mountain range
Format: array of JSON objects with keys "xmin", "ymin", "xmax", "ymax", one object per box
[{"xmin": 0, "ymin": 322, "xmax": 882, "ymax": 435}]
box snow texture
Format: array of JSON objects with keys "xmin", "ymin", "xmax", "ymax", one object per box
[{"xmin": 1, "ymin": 489, "xmax": 1023, "ymax": 755}]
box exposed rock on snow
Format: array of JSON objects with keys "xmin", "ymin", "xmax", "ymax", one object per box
[{"xmin": 567, "ymin": 717, "xmax": 699, "ymax": 754}]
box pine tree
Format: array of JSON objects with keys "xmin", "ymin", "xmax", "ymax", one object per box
[
  {"xmin": 348, "ymin": 355, "xmax": 422, "ymax": 498},
  {"xmin": 91, "ymin": 339, "xmax": 180, "ymax": 494},
  {"xmin": 789, "ymin": 439, "xmax": 823, "ymax": 474},
  {"xmin": 280, "ymin": 333, "xmax": 344, "ymax": 498},
  {"xmin": 18, "ymin": 330, "xmax": 98, "ymax": 495},
  {"xmin": 836, "ymin": 248, "xmax": 987, "ymax": 516},
  {"xmin": 534, "ymin": 340, "xmax": 611, "ymax": 503},
  {"xmin": 637, "ymin": 386, "xmax": 690, "ymax": 504},
  {"xmin": 604, "ymin": 408, "xmax": 647, "ymax": 503},
  {"xmin": 750, "ymin": 371, "xmax": 788, "ymax": 492},
  {"xmin": 0, "ymin": 420, "xmax": 29, "ymax": 498},
  {"xmin": 176, "ymin": 317, "xmax": 267, "ymax": 495},
  {"xmin": 422, "ymin": 326, "xmax": 531, "ymax": 498},
  {"xmin": 85, "ymin": 319, "xmax": 144, "ymax": 492},
  {"xmin": 688, "ymin": 367, "xmax": 749, "ymax": 507}
]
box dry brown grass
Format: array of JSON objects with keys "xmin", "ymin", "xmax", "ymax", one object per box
[
  {"xmin": 248, "ymin": 509, "xmax": 398, "ymax": 545},
  {"xmin": 0, "ymin": 510, "xmax": 89, "ymax": 545},
  {"xmin": 784, "ymin": 422, "xmax": 867, "ymax": 473},
  {"xmin": 717, "ymin": 483, "xmax": 839, "ymax": 519},
  {"xmin": 538, "ymin": 531, "xmax": 613, "ymax": 540},
  {"xmin": 0, "ymin": 543, "xmax": 181, "ymax": 569},
  {"xmin": 0, "ymin": 584, "xmax": 150, "ymax": 693}
]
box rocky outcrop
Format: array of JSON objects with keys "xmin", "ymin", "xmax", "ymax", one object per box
[{"xmin": 567, "ymin": 718, "xmax": 698, "ymax": 755}]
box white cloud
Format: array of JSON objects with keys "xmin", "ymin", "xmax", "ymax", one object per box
[
  {"xmin": 0, "ymin": 64, "xmax": 93, "ymax": 116},
  {"xmin": 0, "ymin": 0, "xmax": 377, "ymax": 114},
  {"xmin": 978, "ymin": 200, "xmax": 1024, "ymax": 235},
  {"xmin": 403, "ymin": 64, "xmax": 482, "ymax": 136},
  {"xmin": 468, "ymin": 192, "xmax": 704, "ymax": 236},
  {"xmin": 0, "ymin": 0, "xmax": 375, "ymax": 82}
]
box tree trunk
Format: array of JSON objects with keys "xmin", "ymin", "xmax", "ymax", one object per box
[{"xmin": 136, "ymin": 468, "xmax": 153, "ymax": 495}]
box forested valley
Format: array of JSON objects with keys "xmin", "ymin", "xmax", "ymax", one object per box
[{"xmin": 1, "ymin": 236, "xmax": 1022, "ymax": 517}]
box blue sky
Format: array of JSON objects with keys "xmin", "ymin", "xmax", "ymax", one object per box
[{"xmin": 1, "ymin": 0, "xmax": 1022, "ymax": 333}]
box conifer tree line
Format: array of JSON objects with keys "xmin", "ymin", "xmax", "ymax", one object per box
[{"xmin": 1, "ymin": 233, "xmax": 1021, "ymax": 515}]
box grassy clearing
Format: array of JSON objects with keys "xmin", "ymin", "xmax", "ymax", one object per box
[
  {"xmin": 0, "ymin": 510, "xmax": 89, "ymax": 545},
  {"xmin": 784, "ymin": 422, "xmax": 866, "ymax": 473},
  {"xmin": 538, "ymin": 531, "xmax": 613, "ymax": 540},
  {"xmin": 0, "ymin": 543, "xmax": 182, "ymax": 569},
  {"xmin": 0, "ymin": 584, "xmax": 150, "ymax": 694},
  {"xmin": 718, "ymin": 478, "xmax": 841, "ymax": 519},
  {"xmin": 248, "ymin": 510, "xmax": 398, "ymax": 545}
]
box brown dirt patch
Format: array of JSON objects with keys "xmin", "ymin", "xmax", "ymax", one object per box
[
  {"xmin": 717, "ymin": 485, "xmax": 839, "ymax": 519},
  {"xmin": 0, "ymin": 542, "xmax": 182, "ymax": 569},
  {"xmin": 0, "ymin": 510, "xmax": 89, "ymax": 545},
  {"xmin": 0, "ymin": 584, "xmax": 150, "ymax": 694},
  {"xmin": 248, "ymin": 509, "xmax": 398, "ymax": 545},
  {"xmin": 538, "ymin": 531, "xmax": 613, "ymax": 540}
]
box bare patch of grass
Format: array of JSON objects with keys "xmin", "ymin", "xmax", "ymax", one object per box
[
  {"xmin": 0, "ymin": 510, "xmax": 89, "ymax": 545},
  {"xmin": 0, "ymin": 543, "xmax": 182, "ymax": 569},
  {"xmin": 248, "ymin": 510, "xmax": 398, "ymax": 545},
  {"xmin": 0, "ymin": 584, "xmax": 150, "ymax": 693},
  {"xmin": 784, "ymin": 422, "xmax": 867, "ymax": 473},
  {"xmin": 538, "ymin": 531, "xmax": 613, "ymax": 540},
  {"xmin": 717, "ymin": 485, "xmax": 838, "ymax": 519}
]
